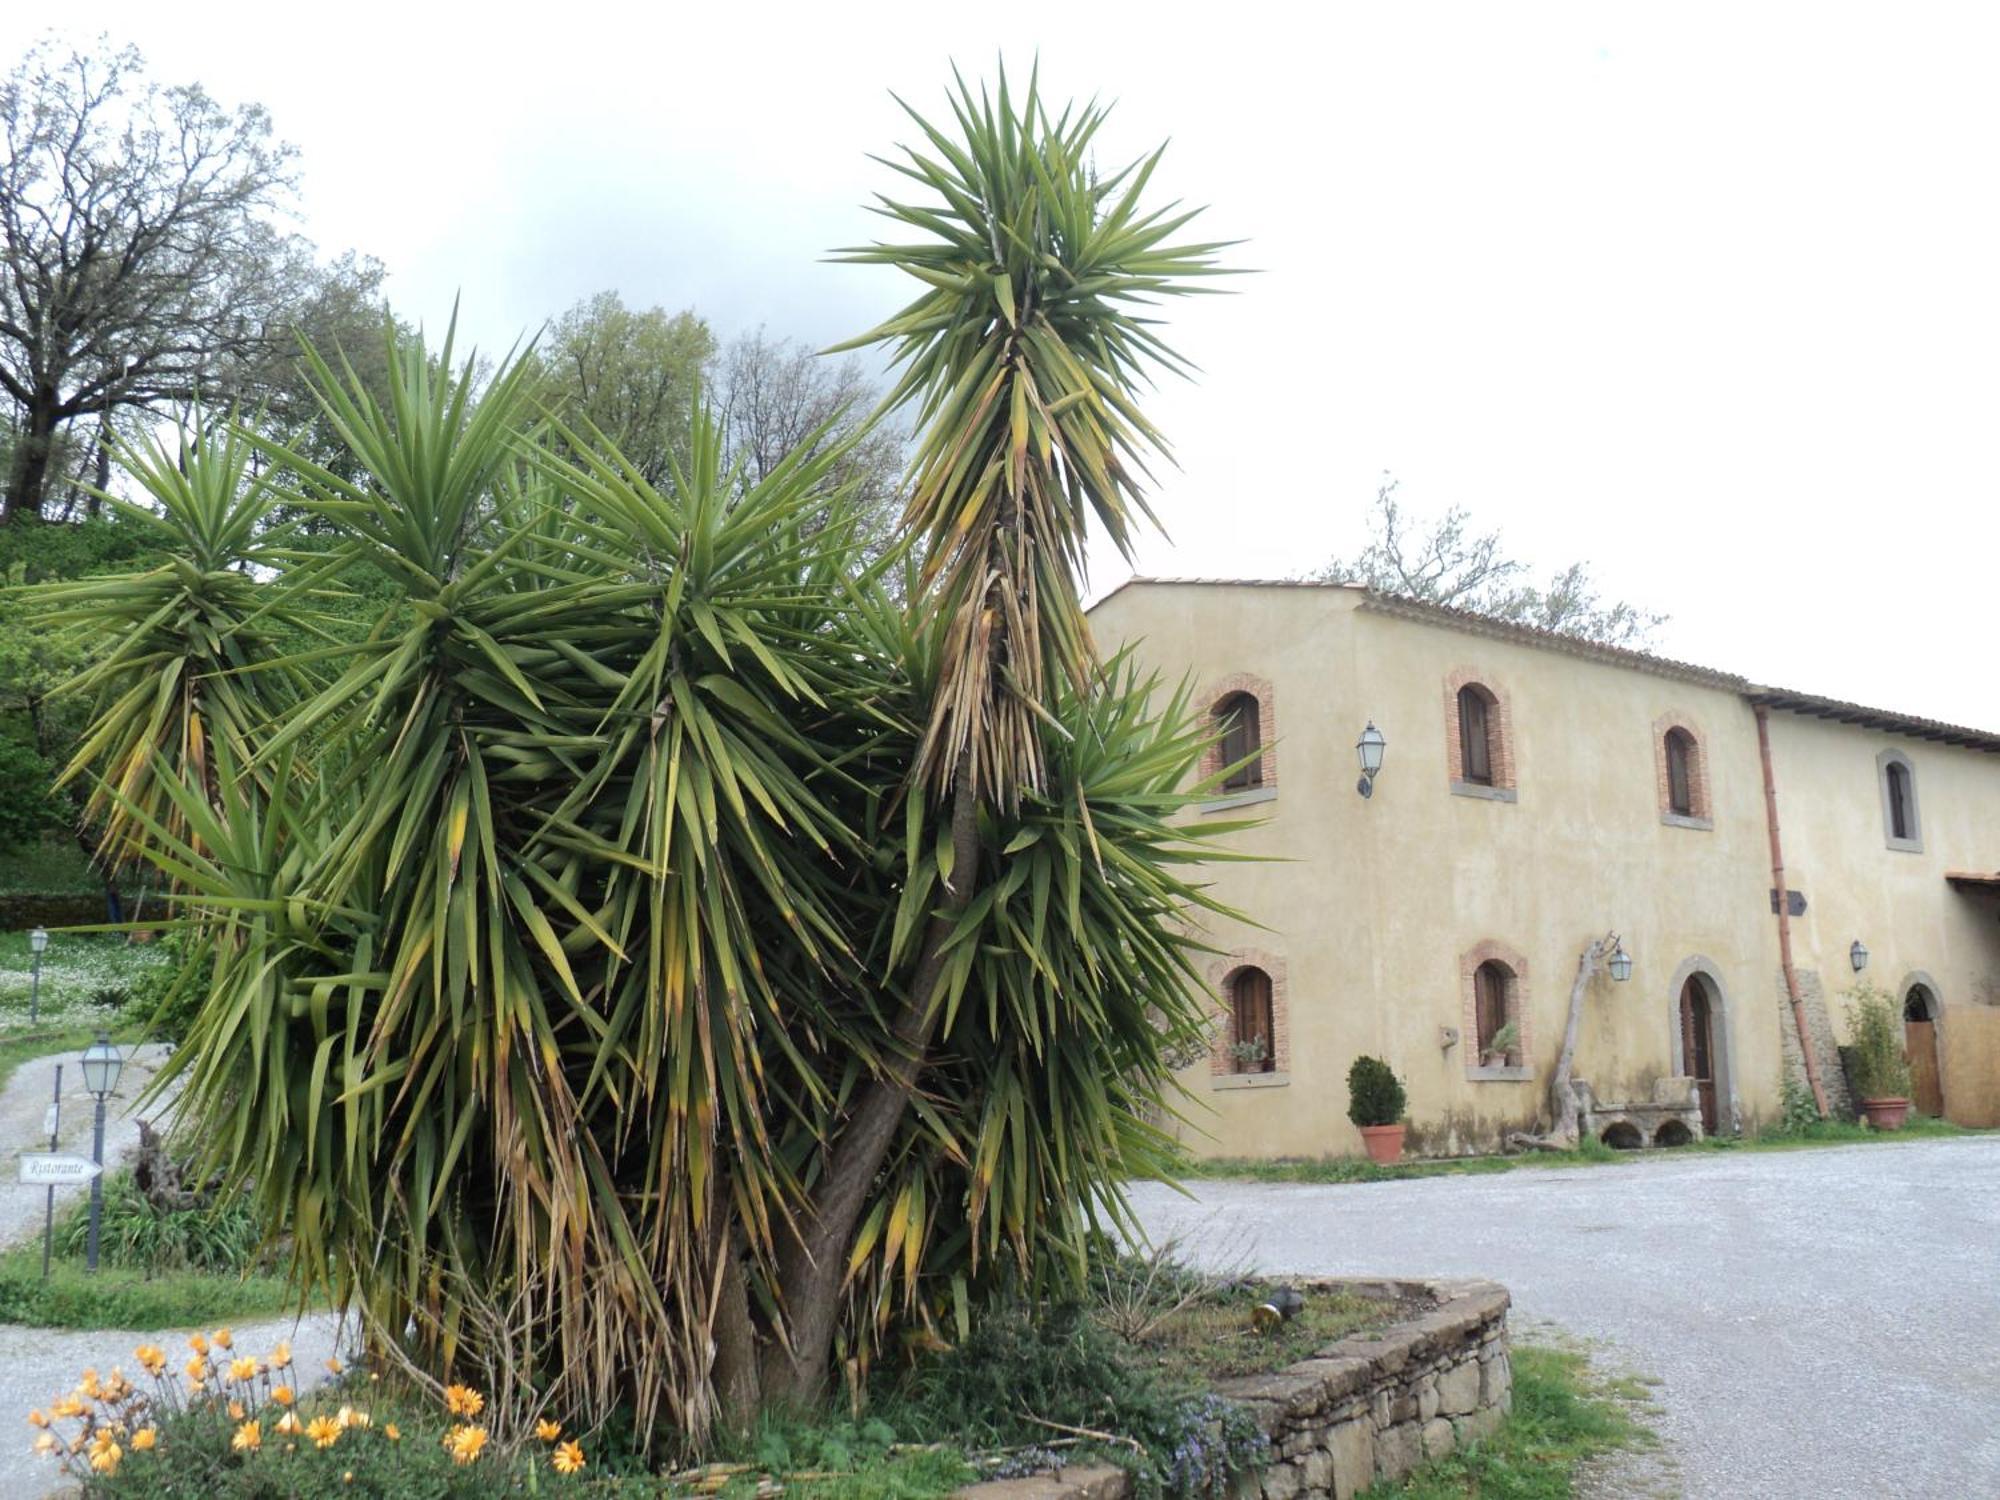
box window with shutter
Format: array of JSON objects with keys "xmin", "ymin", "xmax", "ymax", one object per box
[
  {"xmin": 1229, "ymin": 967, "xmax": 1274, "ymax": 1073},
  {"xmin": 1474, "ymin": 962, "xmax": 1511, "ymax": 1060}
]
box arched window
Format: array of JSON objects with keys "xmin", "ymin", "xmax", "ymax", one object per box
[
  {"xmin": 1457, "ymin": 685, "xmax": 1495, "ymax": 786},
  {"xmin": 1664, "ymin": 728, "xmax": 1696, "ymax": 817},
  {"xmin": 1216, "ymin": 692, "xmax": 1264, "ymax": 791},
  {"xmin": 1886, "ymin": 761, "xmax": 1913, "ymax": 841},
  {"xmin": 1228, "ymin": 967, "xmax": 1275, "ymax": 1073},
  {"xmin": 1474, "ymin": 960, "xmax": 1513, "ymax": 1062},
  {"xmin": 1878, "ymin": 749, "xmax": 1921, "ymax": 850}
]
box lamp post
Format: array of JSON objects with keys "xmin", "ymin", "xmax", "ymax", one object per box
[
  {"xmin": 1356, "ymin": 722, "xmax": 1387, "ymax": 798},
  {"xmin": 80, "ymin": 1033, "xmax": 123, "ymax": 1274},
  {"xmin": 27, "ymin": 927, "xmax": 48, "ymax": 1026},
  {"xmin": 1850, "ymin": 940, "xmax": 1869, "ymax": 973},
  {"xmin": 1609, "ymin": 944, "xmax": 1633, "ymax": 983}
]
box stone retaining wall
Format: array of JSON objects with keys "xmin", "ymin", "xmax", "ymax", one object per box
[{"xmin": 954, "ymin": 1276, "xmax": 1511, "ymax": 1500}]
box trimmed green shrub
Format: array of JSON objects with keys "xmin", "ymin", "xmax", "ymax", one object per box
[{"xmin": 1346, "ymin": 1056, "xmax": 1406, "ymax": 1128}]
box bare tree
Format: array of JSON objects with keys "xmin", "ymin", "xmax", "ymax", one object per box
[
  {"xmin": 713, "ymin": 329, "xmax": 905, "ymax": 560},
  {"xmin": 1311, "ymin": 476, "xmax": 1667, "ymax": 648},
  {"xmin": 0, "ymin": 38, "xmax": 307, "ymax": 521}
]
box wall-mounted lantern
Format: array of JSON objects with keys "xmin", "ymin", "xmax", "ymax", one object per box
[
  {"xmin": 1850, "ymin": 940, "xmax": 1869, "ymax": 973},
  {"xmin": 1356, "ymin": 722, "xmax": 1386, "ymax": 799},
  {"xmin": 1609, "ymin": 944, "xmax": 1633, "ymax": 983}
]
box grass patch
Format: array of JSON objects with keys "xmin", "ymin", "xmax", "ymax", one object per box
[
  {"xmin": 1356, "ymin": 1344, "xmax": 1647, "ymax": 1499},
  {"xmin": 0, "ymin": 1246, "xmax": 301, "ymax": 1330},
  {"xmin": 0, "ymin": 928, "xmax": 170, "ymax": 1030},
  {"xmin": 0, "ymin": 1023, "xmax": 136, "ymax": 1096},
  {"xmin": 1178, "ymin": 1114, "xmax": 1982, "ymax": 1185}
]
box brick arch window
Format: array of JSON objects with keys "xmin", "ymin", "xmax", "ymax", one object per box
[
  {"xmin": 1206, "ymin": 948, "xmax": 1290, "ymax": 1079},
  {"xmin": 1653, "ymin": 714, "xmax": 1712, "ymax": 826},
  {"xmin": 1878, "ymin": 749, "xmax": 1921, "ymax": 851},
  {"xmin": 1197, "ymin": 674, "xmax": 1278, "ymax": 796},
  {"xmin": 1461, "ymin": 940, "xmax": 1531, "ymax": 1078},
  {"xmin": 1443, "ymin": 669, "xmax": 1515, "ymax": 796}
]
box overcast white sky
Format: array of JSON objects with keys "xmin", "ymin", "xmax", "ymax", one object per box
[{"xmin": 23, "ymin": 3, "xmax": 2000, "ymax": 725}]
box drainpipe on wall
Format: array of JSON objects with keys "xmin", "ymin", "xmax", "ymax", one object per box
[{"xmin": 1754, "ymin": 701, "xmax": 1830, "ymax": 1119}]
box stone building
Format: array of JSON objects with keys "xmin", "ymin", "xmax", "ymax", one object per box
[{"xmin": 1089, "ymin": 578, "xmax": 2000, "ymax": 1157}]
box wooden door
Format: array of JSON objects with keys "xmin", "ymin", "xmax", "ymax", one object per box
[
  {"xmin": 1679, "ymin": 978, "xmax": 1717, "ymax": 1134},
  {"xmin": 1906, "ymin": 1022, "xmax": 1941, "ymax": 1115},
  {"xmin": 1905, "ymin": 987, "xmax": 1943, "ymax": 1116}
]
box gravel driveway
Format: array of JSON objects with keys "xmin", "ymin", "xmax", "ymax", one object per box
[
  {"xmin": 0, "ymin": 1044, "xmax": 348, "ymax": 1498},
  {"xmin": 1129, "ymin": 1137, "xmax": 2000, "ymax": 1500}
]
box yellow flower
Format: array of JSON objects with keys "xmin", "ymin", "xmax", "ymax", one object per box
[
  {"xmin": 32, "ymin": 1432, "xmax": 56, "ymax": 1455},
  {"xmin": 131, "ymin": 1428, "xmax": 157, "ymax": 1452},
  {"xmin": 274, "ymin": 1411, "xmax": 302, "ymax": 1436},
  {"xmin": 344, "ymin": 1474, "xmax": 354, "ymax": 1486},
  {"xmin": 552, "ymin": 1440, "xmax": 586, "ymax": 1475},
  {"xmin": 89, "ymin": 1440, "xmax": 122, "ymax": 1475},
  {"xmin": 78, "ymin": 1369, "xmax": 102, "ymax": 1399},
  {"xmin": 443, "ymin": 1383, "xmax": 485, "ymax": 1418},
  {"xmin": 229, "ymin": 1356, "xmax": 260, "ymax": 1383},
  {"xmin": 184, "ymin": 1355, "xmax": 209, "ymax": 1383},
  {"xmin": 134, "ymin": 1345, "xmax": 167, "ymax": 1377},
  {"xmin": 306, "ymin": 1415, "xmax": 342, "ymax": 1450},
  {"xmin": 103, "ymin": 1370, "xmax": 132, "ymax": 1402},
  {"xmin": 52, "ymin": 1396, "xmax": 84, "ymax": 1420},
  {"xmin": 536, "ymin": 1418, "xmax": 562, "ymax": 1442},
  {"xmin": 233, "ymin": 1420, "xmax": 262, "ymax": 1452},
  {"xmin": 212, "ymin": 1327, "xmax": 233, "ymax": 1350},
  {"xmin": 271, "ymin": 1340, "xmax": 293, "ymax": 1367},
  {"xmin": 229, "ymin": 1401, "xmax": 246, "ymax": 1421},
  {"xmin": 447, "ymin": 1424, "xmax": 489, "ymax": 1465},
  {"xmin": 272, "ymin": 1384, "xmax": 296, "ymax": 1406},
  {"xmin": 326, "ymin": 1356, "xmax": 344, "ymax": 1375},
  {"xmin": 384, "ymin": 1423, "xmax": 401, "ymax": 1443},
  {"xmin": 188, "ymin": 1334, "xmax": 209, "ymax": 1356},
  {"xmin": 27, "ymin": 1410, "xmax": 47, "ymax": 1429},
  {"xmin": 337, "ymin": 1405, "xmax": 370, "ymax": 1429}
]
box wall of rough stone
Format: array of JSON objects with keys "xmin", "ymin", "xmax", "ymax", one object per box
[
  {"xmin": 952, "ymin": 1278, "xmax": 1511, "ymax": 1500},
  {"xmin": 1776, "ymin": 967, "xmax": 1854, "ymax": 1118}
]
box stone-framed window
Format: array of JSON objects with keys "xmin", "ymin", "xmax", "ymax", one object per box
[
  {"xmin": 1208, "ymin": 948, "xmax": 1290, "ymax": 1085},
  {"xmin": 1198, "ymin": 673, "xmax": 1277, "ymax": 808},
  {"xmin": 1653, "ymin": 713, "xmax": 1713, "ymax": 829},
  {"xmin": 1461, "ymin": 940, "xmax": 1531, "ymax": 1080},
  {"xmin": 1877, "ymin": 748, "xmax": 1922, "ymax": 852},
  {"xmin": 1444, "ymin": 669, "xmax": 1516, "ymax": 803}
]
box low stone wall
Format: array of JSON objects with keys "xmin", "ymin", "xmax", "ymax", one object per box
[{"xmin": 954, "ymin": 1277, "xmax": 1511, "ymax": 1500}]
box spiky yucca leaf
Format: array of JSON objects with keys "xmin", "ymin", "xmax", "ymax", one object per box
[{"xmin": 833, "ymin": 64, "xmax": 1234, "ymax": 805}]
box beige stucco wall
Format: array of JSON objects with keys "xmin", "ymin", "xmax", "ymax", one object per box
[
  {"xmin": 1762, "ymin": 713, "xmax": 2000, "ymax": 1126},
  {"xmin": 1090, "ymin": 580, "xmax": 2000, "ymax": 1156}
]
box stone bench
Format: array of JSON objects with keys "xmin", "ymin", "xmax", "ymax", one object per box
[{"xmin": 1572, "ymin": 1075, "xmax": 1703, "ymax": 1149}]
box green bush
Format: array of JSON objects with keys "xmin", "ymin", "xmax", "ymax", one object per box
[
  {"xmin": 1844, "ymin": 985, "xmax": 1913, "ymax": 1102},
  {"xmin": 124, "ymin": 929, "xmax": 212, "ymax": 1044},
  {"xmin": 0, "ymin": 739, "xmax": 61, "ymax": 851},
  {"xmin": 1346, "ymin": 1056, "xmax": 1406, "ymax": 1128},
  {"xmin": 54, "ymin": 1170, "xmax": 264, "ymax": 1275}
]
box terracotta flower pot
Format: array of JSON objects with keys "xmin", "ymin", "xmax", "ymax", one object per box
[
  {"xmin": 1359, "ymin": 1123, "xmax": 1406, "ymax": 1165},
  {"xmin": 1860, "ymin": 1097, "xmax": 1910, "ymax": 1131}
]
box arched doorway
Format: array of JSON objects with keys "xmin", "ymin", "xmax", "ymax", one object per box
[
  {"xmin": 1678, "ymin": 976, "xmax": 1719, "ymax": 1135},
  {"xmin": 1903, "ymin": 983, "xmax": 1944, "ymax": 1117}
]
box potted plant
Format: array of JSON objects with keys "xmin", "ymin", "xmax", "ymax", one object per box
[
  {"xmin": 1845, "ymin": 985, "xmax": 1913, "ymax": 1130},
  {"xmin": 1227, "ymin": 1034, "xmax": 1272, "ymax": 1073},
  {"xmin": 1482, "ymin": 1021, "xmax": 1520, "ymax": 1069},
  {"xmin": 1347, "ymin": 1055, "xmax": 1408, "ymax": 1163}
]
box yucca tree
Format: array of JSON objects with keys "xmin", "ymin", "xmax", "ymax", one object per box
[
  {"xmin": 55, "ymin": 66, "xmax": 1240, "ymax": 1451},
  {"xmin": 38, "ymin": 413, "xmax": 319, "ymax": 873},
  {"xmin": 766, "ymin": 65, "xmax": 1233, "ymax": 1401}
]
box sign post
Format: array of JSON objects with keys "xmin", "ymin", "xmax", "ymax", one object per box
[{"xmin": 40, "ymin": 1065, "xmax": 59, "ymax": 1280}]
